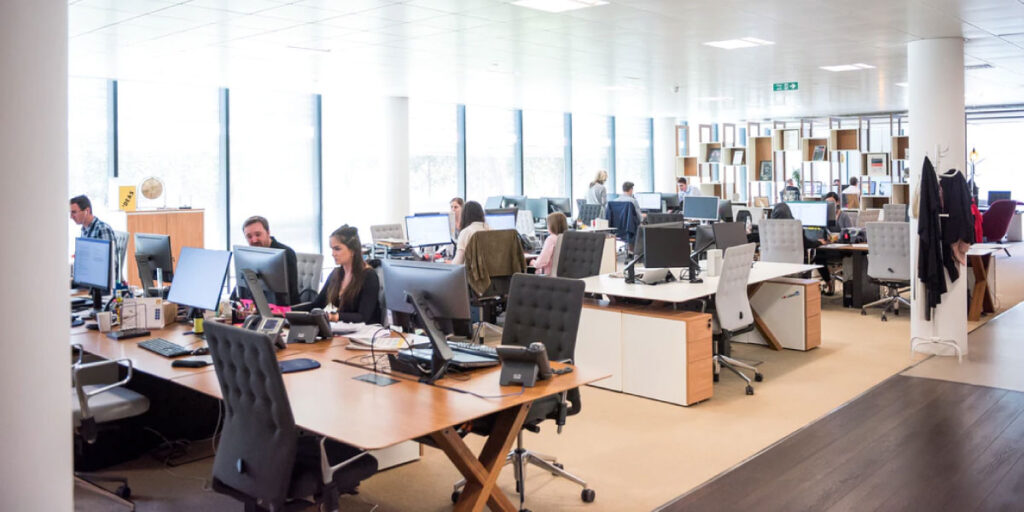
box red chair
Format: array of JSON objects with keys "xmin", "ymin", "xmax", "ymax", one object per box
[{"xmin": 982, "ymin": 199, "xmax": 1017, "ymax": 256}]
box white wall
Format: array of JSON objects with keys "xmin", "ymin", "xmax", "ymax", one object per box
[{"xmin": 0, "ymin": 1, "xmax": 74, "ymax": 510}]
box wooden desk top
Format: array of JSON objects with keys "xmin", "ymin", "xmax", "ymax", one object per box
[
  {"xmin": 818, "ymin": 243, "xmax": 870, "ymax": 252},
  {"xmin": 174, "ymin": 345, "xmax": 608, "ymax": 450}
]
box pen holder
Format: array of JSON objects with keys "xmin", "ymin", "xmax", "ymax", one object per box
[{"xmin": 706, "ymin": 249, "xmax": 723, "ymax": 277}]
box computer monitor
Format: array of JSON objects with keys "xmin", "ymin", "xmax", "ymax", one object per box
[
  {"xmin": 635, "ymin": 221, "xmax": 684, "ymax": 259},
  {"xmin": 382, "ymin": 260, "xmax": 472, "ymax": 338},
  {"xmin": 525, "ymin": 198, "xmax": 549, "ymax": 222},
  {"xmin": 134, "ymin": 233, "xmax": 174, "ymax": 296},
  {"xmin": 989, "ymin": 190, "xmax": 1012, "ymax": 203},
  {"xmin": 636, "ymin": 192, "xmax": 663, "ymax": 212},
  {"xmin": 234, "ymin": 245, "xmax": 291, "ymax": 311},
  {"xmin": 501, "ymin": 195, "xmax": 526, "ymax": 209},
  {"xmin": 546, "ymin": 197, "xmax": 571, "ymax": 216},
  {"xmin": 860, "ymin": 180, "xmax": 877, "ymax": 195},
  {"xmin": 712, "ymin": 222, "xmax": 748, "ymax": 251},
  {"xmin": 485, "ymin": 210, "xmax": 517, "ymax": 230},
  {"xmin": 643, "ymin": 226, "xmax": 690, "ymax": 269},
  {"xmin": 405, "ymin": 213, "xmax": 453, "ymax": 247},
  {"xmin": 661, "ymin": 193, "xmax": 681, "ymax": 211},
  {"xmin": 803, "ymin": 181, "xmax": 823, "ymax": 196},
  {"xmin": 693, "ymin": 224, "xmax": 715, "ymax": 255},
  {"xmin": 877, "ymin": 181, "xmax": 892, "ymax": 197},
  {"xmin": 73, "ymin": 237, "xmax": 113, "ymax": 311},
  {"xmin": 786, "ymin": 201, "xmax": 829, "ymax": 227},
  {"xmin": 718, "ymin": 200, "xmax": 733, "ymax": 222},
  {"xmin": 683, "ymin": 196, "xmax": 719, "ymax": 221},
  {"xmin": 167, "ymin": 247, "xmax": 232, "ymax": 314},
  {"xmin": 484, "ymin": 196, "xmax": 503, "ymax": 209}
]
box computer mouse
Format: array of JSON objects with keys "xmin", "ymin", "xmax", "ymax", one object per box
[
  {"xmin": 191, "ymin": 346, "xmax": 210, "ymax": 356},
  {"xmin": 172, "ymin": 359, "xmax": 209, "ymax": 368}
]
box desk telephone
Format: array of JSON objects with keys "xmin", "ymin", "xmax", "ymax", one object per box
[
  {"xmin": 242, "ymin": 314, "xmax": 287, "ymax": 350},
  {"xmin": 284, "ymin": 309, "xmax": 332, "ymax": 344}
]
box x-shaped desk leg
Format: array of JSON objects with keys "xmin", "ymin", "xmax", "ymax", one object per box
[{"xmin": 431, "ymin": 402, "xmax": 532, "ymax": 512}]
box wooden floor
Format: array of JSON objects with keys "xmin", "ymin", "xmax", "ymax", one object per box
[{"xmin": 660, "ymin": 375, "xmax": 1024, "ymax": 512}]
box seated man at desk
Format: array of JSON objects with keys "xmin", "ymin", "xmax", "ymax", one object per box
[
  {"xmin": 611, "ymin": 181, "xmax": 644, "ymax": 221},
  {"xmin": 239, "ymin": 215, "xmax": 299, "ymax": 305},
  {"xmin": 296, "ymin": 225, "xmax": 381, "ymax": 324},
  {"xmin": 70, "ymin": 195, "xmax": 120, "ymax": 280},
  {"xmin": 677, "ymin": 177, "xmax": 701, "ymax": 201}
]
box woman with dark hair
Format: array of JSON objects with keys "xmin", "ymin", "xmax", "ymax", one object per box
[
  {"xmin": 451, "ymin": 200, "xmax": 488, "ymax": 265},
  {"xmin": 532, "ymin": 212, "xmax": 567, "ymax": 275},
  {"xmin": 305, "ymin": 225, "xmax": 381, "ymax": 324}
]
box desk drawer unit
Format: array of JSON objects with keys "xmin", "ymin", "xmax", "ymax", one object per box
[
  {"xmin": 576, "ymin": 306, "xmax": 623, "ymax": 391},
  {"xmin": 736, "ymin": 278, "xmax": 821, "ymax": 351}
]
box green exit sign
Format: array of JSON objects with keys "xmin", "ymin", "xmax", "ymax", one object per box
[{"xmin": 773, "ymin": 82, "xmax": 799, "ymax": 91}]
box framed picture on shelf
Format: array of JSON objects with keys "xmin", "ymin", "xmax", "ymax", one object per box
[
  {"xmin": 812, "ymin": 145, "xmax": 826, "ymax": 161},
  {"xmin": 708, "ymin": 148, "xmax": 721, "ymax": 163},
  {"xmin": 866, "ymin": 153, "xmax": 888, "ymax": 176},
  {"xmin": 731, "ymin": 149, "xmax": 745, "ymax": 166},
  {"xmin": 758, "ymin": 160, "xmax": 773, "ymax": 181}
]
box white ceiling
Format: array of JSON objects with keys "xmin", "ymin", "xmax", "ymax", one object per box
[{"xmin": 69, "ymin": 0, "xmax": 1024, "ymax": 120}]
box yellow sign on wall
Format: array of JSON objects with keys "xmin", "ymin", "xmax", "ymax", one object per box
[{"xmin": 119, "ymin": 186, "xmax": 137, "ymax": 212}]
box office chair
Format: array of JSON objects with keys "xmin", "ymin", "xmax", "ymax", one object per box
[
  {"xmin": 842, "ymin": 193, "xmax": 860, "ymax": 209},
  {"xmin": 577, "ymin": 203, "xmax": 602, "ymax": 225},
  {"xmin": 883, "ymin": 203, "xmax": 908, "ymax": 222},
  {"xmin": 463, "ymin": 229, "xmax": 527, "ymax": 325},
  {"xmin": 453, "ymin": 274, "xmax": 594, "ymax": 509},
  {"xmin": 646, "ymin": 212, "xmax": 684, "ymax": 225},
  {"xmin": 735, "ymin": 209, "xmax": 752, "ymax": 228},
  {"xmin": 605, "ymin": 201, "xmax": 640, "ymax": 255},
  {"xmin": 710, "ymin": 243, "xmax": 761, "ymax": 395},
  {"xmin": 555, "ymin": 230, "xmax": 606, "ymax": 278},
  {"xmin": 369, "ymin": 223, "xmax": 406, "ymax": 259},
  {"xmin": 982, "ymin": 199, "xmax": 1017, "ymax": 256},
  {"xmin": 718, "ymin": 200, "xmax": 734, "ymax": 222},
  {"xmin": 856, "ymin": 209, "xmax": 881, "ymax": 227},
  {"xmin": 294, "ymin": 252, "xmax": 324, "ymax": 304},
  {"xmin": 71, "ymin": 345, "xmax": 150, "ymax": 511},
  {"xmin": 113, "ymin": 230, "xmax": 129, "ymax": 284},
  {"xmin": 759, "ymin": 219, "xmax": 804, "ymax": 264},
  {"xmin": 204, "ymin": 322, "xmax": 377, "ymax": 512},
  {"xmin": 575, "ymin": 198, "xmax": 586, "ymax": 217},
  {"xmin": 861, "ymin": 222, "xmax": 911, "ymax": 321}
]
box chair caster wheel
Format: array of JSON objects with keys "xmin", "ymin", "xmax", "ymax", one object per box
[
  {"xmin": 581, "ymin": 488, "xmax": 596, "ymax": 503},
  {"xmin": 895, "ymin": 309, "xmax": 900, "ymax": 316},
  {"xmin": 881, "ymin": 316, "xmax": 888, "ymax": 322},
  {"xmin": 861, "ymin": 309, "xmax": 867, "ymax": 316},
  {"xmin": 713, "ymin": 374, "xmax": 719, "ymax": 382},
  {"xmin": 551, "ymin": 462, "xmax": 564, "ymax": 475},
  {"xmin": 451, "ymin": 491, "xmax": 460, "ymax": 503},
  {"xmin": 754, "ymin": 373, "xmax": 763, "ymax": 382},
  {"xmin": 115, "ymin": 485, "xmax": 131, "ymax": 499},
  {"xmin": 745, "ymin": 386, "xmax": 754, "ymax": 395}
]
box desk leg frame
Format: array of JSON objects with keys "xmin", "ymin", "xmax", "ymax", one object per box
[
  {"xmin": 968, "ymin": 253, "xmax": 996, "ymax": 321},
  {"xmin": 431, "ymin": 402, "xmax": 532, "ymax": 512}
]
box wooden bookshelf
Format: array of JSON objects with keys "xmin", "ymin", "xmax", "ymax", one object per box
[
  {"xmin": 748, "ymin": 136, "xmax": 774, "ymax": 180},
  {"xmin": 861, "ymin": 152, "xmax": 890, "ymax": 177},
  {"xmin": 829, "ymin": 128, "xmax": 860, "ymax": 152},
  {"xmin": 772, "ymin": 128, "xmax": 801, "ymax": 151},
  {"xmin": 892, "ymin": 183, "xmax": 909, "ymax": 204},
  {"xmin": 891, "ymin": 135, "xmax": 909, "ymax": 161},
  {"xmin": 722, "ymin": 147, "xmax": 746, "ymax": 166},
  {"xmin": 675, "ymin": 156, "xmax": 698, "ymax": 177},
  {"xmin": 801, "ymin": 137, "xmax": 830, "ymax": 162},
  {"xmin": 861, "ymin": 196, "xmax": 891, "ymax": 209},
  {"xmin": 698, "ymin": 141, "xmax": 724, "ymax": 164}
]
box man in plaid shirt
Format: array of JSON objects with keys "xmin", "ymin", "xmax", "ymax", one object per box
[{"xmin": 70, "ymin": 195, "xmax": 119, "ymax": 283}]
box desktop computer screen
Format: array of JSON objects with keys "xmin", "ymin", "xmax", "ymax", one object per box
[
  {"xmin": 134, "ymin": 233, "xmax": 174, "ymax": 283},
  {"xmin": 486, "ymin": 212, "xmax": 517, "ymax": 231},
  {"xmin": 525, "ymin": 198, "xmax": 549, "ymax": 221},
  {"xmin": 643, "ymin": 226, "xmax": 690, "ymax": 269},
  {"xmin": 382, "ymin": 260, "xmax": 472, "ymax": 337},
  {"xmin": 786, "ymin": 201, "xmax": 829, "ymax": 227},
  {"xmin": 167, "ymin": 247, "xmax": 232, "ymax": 313},
  {"xmin": 73, "ymin": 237, "xmax": 113, "ymax": 292},
  {"xmin": 484, "ymin": 196, "xmax": 503, "ymax": 209},
  {"xmin": 712, "ymin": 222, "xmax": 749, "ymax": 251},
  {"xmin": 860, "ymin": 180, "xmax": 877, "ymax": 196},
  {"xmin": 876, "ymin": 180, "xmax": 892, "ymax": 197},
  {"xmin": 989, "ymin": 190, "xmax": 1012, "ymax": 203},
  {"xmin": 683, "ymin": 196, "xmax": 719, "ymax": 221},
  {"xmin": 546, "ymin": 197, "xmax": 571, "ymax": 216},
  {"xmin": 636, "ymin": 192, "xmax": 663, "ymax": 211},
  {"xmin": 406, "ymin": 213, "xmax": 454, "ymax": 247},
  {"xmin": 233, "ymin": 245, "xmax": 291, "ymax": 307}
]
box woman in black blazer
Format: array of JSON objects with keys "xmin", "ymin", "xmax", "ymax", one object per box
[{"xmin": 306, "ymin": 225, "xmax": 381, "ymax": 324}]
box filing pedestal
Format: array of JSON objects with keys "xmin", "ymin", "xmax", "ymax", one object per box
[{"xmin": 736, "ymin": 278, "xmax": 821, "ymax": 351}]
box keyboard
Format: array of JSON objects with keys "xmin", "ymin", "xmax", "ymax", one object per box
[
  {"xmin": 138, "ymin": 338, "xmax": 192, "ymax": 358},
  {"xmin": 106, "ymin": 328, "xmax": 151, "ymax": 340},
  {"xmin": 448, "ymin": 341, "xmax": 499, "ymax": 359}
]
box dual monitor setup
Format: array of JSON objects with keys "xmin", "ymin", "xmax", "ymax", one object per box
[{"xmin": 625, "ymin": 218, "xmax": 750, "ymax": 285}]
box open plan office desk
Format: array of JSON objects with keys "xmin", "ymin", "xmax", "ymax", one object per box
[
  {"xmin": 576, "ymin": 262, "xmax": 817, "ymax": 406},
  {"xmin": 72, "ymin": 323, "xmax": 606, "ymax": 512}
]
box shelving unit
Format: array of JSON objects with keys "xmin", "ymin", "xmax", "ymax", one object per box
[
  {"xmin": 675, "ymin": 156, "xmax": 698, "ymax": 177},
  {"xmin": 722, "ymin": 147, "xmax": 746, "ymax": 166},
  {"xmin": 772, "ymin": 128, "xmax": 801, "ymax": 152},
  {"xmin": 891, "ymin": 135, "xmax": 909, "ymax": 161},
  {"xmin": 698, "ymin": 141, "xmax": 723, "ymax": 164},
  {"xmin": 892, "ymin": 183, "xmax": 909, "ymax": 204},
  {"xmin": 801, "ymin": 137, "xmax": 830, "ymax": 162},
  {"xmin": 862, "ymin": 152, "xmax": 890, "ymax": 177},
  {"xmin": 829, "ymin": 128, "xmax": 860, "ymax": 152}
]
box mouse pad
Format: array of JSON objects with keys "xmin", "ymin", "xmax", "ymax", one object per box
[{"xmin": 280, "ymin": 358, "xmax": 321, "ymax": 373}]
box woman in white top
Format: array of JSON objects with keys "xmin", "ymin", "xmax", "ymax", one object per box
[
  {"xmin": 451, "ymin": 200, "xmax": 488, "ymax": 265},
  {"xmin": 585, "ymin": 170, "xmax": 608, "ymax": 209},
  {"xmin": 532, "ymin": 212, "xmax": 567, "ymax": 275}
]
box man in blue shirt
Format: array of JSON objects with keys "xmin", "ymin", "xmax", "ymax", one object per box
[
  {"xmin": 677, "ymin": 177, "xmax": 702, "ymax": 202},
  {"xmin": 70, "ymin": 195, "xmax": 119, "ymax": 281}
]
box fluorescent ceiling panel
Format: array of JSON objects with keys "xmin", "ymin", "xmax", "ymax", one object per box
[{"xmin": 511, "ymin": 0, "xmax": 609, "ymax": 13}]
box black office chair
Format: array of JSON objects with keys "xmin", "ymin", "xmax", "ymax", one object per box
[
  {"xmin": 646, "ymin": 212, "xmax": 684, "ymax": 225},
  {"xmin": 555, "ymin": 231, "xmax": 606, "ymax": 278},
  {"xmin": 577, "ymin": 203, "xmax": 602, "ymax": 225},
  {"xmin": 605, "ymin": 201, "xmax": 640, "ymax": 255},
  {"xmin": 718, "ymin": 200, "xmax": 733, "ymax": 222},
  {"xmin": 204, "ymin": 322, "xmax": 377, "ymax": 512},
  {"xmin": 453, "ymin": 274, "xmax": 594, "ymax": 510}
]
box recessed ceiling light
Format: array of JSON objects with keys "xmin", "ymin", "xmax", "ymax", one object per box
[
  {"xmin": 703, "ymin": 37, "xmax": 775, "ymax": 50},
  {"xmin": 820, "ymin": 63, "xmax": 875, "ymax": 72},
  {"xmin": 895, "ymin": 82, "xmax": 908, "ymax": 88},
  {"xmin": 511, "ymin": 0, "xmax": 608, "ymax": 13}
]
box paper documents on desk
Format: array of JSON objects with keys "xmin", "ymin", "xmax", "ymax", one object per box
[{"xmin": 346, "ymin": 329, "xmax": 426, "ymax": 352}]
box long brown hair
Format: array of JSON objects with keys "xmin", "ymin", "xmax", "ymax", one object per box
[{"xmin": 326, "ymin": 225, "xmax": 367, "ymax": 310}]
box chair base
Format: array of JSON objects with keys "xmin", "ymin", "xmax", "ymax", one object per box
[
  {"xmin": 713, "ymin": 355, "xmax": 762, "ymax": 395},
  {"xmin": 861, "ymin": 284, "xmax": 910, "ymax": 321},
  {"xmin": 452, "ymin": 431, "xmax": 594, "ymax": 511},
  {"xmin": 75, "ymin": 473, "xmax": 134, "ymax": 511}
]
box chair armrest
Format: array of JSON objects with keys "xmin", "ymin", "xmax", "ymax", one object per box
[
  {"xmin": 71, "ymin": 343, "xmax": 84, "ymax": 366},
  {"xmin": 290, "ymin": 301, "xmax": 313, "ymax": 312},
  {"xmin": 319, "ymin": 437, "xmax": 371, "ymax": 485},
  {"xmin": 73, "ymin": 358, "xmax": 134, "ymax": 422}
]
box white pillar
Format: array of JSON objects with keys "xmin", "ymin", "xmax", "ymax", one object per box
[
  {"xmin": 384, "ymin": 97, "xmax": 410, "ymax": 224},
  {"xmin": 0, "ymin": 1, "xmax": 73, "ymax": 510},
  {"xmin": 652, "ymin": 117, "xmax": 678, "ymax": 193},
  {"xmin": 908, "ymin": 38, "xmax": 968, "ymax": 355}
]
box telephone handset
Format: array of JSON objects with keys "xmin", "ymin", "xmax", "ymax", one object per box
[
  {"xmin": 284, "ymin": 308, "xmax": 332, "ymax": 344},
  {"xmin": 242, "ymin": 314, "xmax": 286, "ymax": 350}
]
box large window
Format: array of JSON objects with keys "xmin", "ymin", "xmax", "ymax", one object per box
[
  {"xmin": 571, "ymin": 114, "xmax": 611, "ymax": 207},
  {"xmin": 229, "ymin": 89, "xmax": 318, "ymax": 253},
  {"xmin": 118, "ymin": 82, "xmax": 223, "ymax": 249},
  {"xmin": 968, "ymin": 120, "xmax": 1024, "ymax": 201},
  {"xmin": 68, "ymin": 77, "xmax": 112, "ymax": 253},
  {"xmin": 615, "ymin": 117, "xmax": 653, "ymax": 192},
  {"xmin": 522, "ymin": 110, "xmax": 566, "ymax": 198},
  {"xmin": 409, "ymin": 101, "xmax": 458, "ymax": 214},
  {"xmin": 465, "ymin": 106, "xmax": 517, "ymax": 203}
]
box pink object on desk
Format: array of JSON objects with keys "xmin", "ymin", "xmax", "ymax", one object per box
[{"xmin": 239, "ymin": 299, "xmax": 291, "ymax": 315}]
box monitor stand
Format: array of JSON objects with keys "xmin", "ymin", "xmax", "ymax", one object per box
[{"xmin": 241, "ymin": 269, "xmax": 275, "ymax": 319}]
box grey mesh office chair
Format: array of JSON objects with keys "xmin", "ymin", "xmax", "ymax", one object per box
[
  {"xmin": 294, "ymin": 252, "xmax": 324, "ymax": 304},
  {"xmin": 453, "ymin": 274, "xmax": 594, "ymax": 509},
  {"xmin": 71, "ymin": 344, "xmax": 150, "ymax": 510},
  {"xmin": 113, "ymin": 230, "xmax": 129, "ymax": 284},
  {"xmin": 205, "ymin": 322, "xmax": 377, "ymax": 512},
  {"xmin": 554, "ymin": 231, "xmax": 606, "ymax": 278},
  {"xmin": 711, "ymin": 243, "xmax": 761, "ymax": 395},
  {"xmin": 861, "ymin": 222, "xmax": 911, "ymax": 321},
  {"xmin": 370, "ymin": 223, "xmax": 404, "ymax": 243},
  {"xmin": 856, "ymin": 209, "xmax": 881, "ymax": 227},
  {"xmin": 646, "ymin": 212, "xmax": 684, "ymax": 224},
  {"xmin": 883, "ymin": 203, "xmax": 908, "ymax": 222},
  {"xmin": 759, "ymin": 219, "xmax": 804, "ymax": 264}
]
